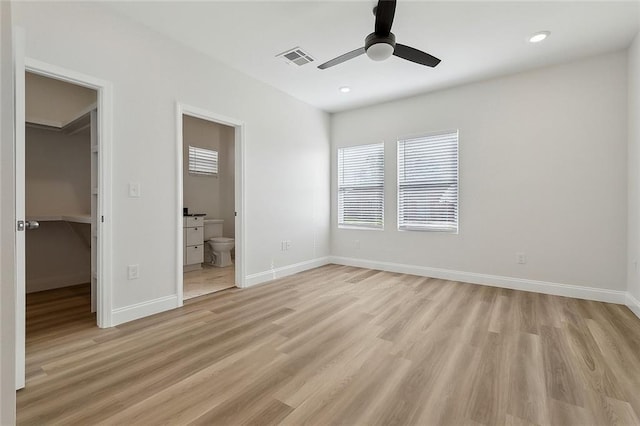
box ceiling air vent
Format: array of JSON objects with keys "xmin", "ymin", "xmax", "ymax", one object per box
[{"xmin": 276, "ymin": 47, "xmax": 315, "ymax": 66}]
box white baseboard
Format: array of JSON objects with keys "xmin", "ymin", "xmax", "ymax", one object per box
[
  {"xmin": 245, "ymin": 256, "xmax": 331, "ymax": 288},
  {"xmin": 108, "ymin": 257, "xmax": 639, "ymax": 327},
  {"xmin": 26, "ymin": 272, "xmax": 90, "ymax": 293},
  {"xmin": 111, "ymin": 294, "xmax": 179, "ymax": 326},
  {"xmin": 627, "ymin": 292, "xmax": 640, "ymax": 319},
  {"xmin": 329, "ymin": 256, "xmax": 627, "ymax": 305}
]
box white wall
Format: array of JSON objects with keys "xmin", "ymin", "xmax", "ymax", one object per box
[
  {"xmin": 12, "ymin": 2, "xmax": 330, "ymax": 317},
  {"xmin": 628, "ymin": 33, "xmax": 640, "ymax": 314},
  {"xmin": 0, "ymin": 1, "xmax": 16, "ymax": 422},
  {"xmin": 332, "ymin": 51, "xmax": 628, "ymax": 293}
]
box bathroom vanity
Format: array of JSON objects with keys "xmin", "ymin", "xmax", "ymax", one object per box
[{"xmin": 183, "ymin": 215, "xmax": 204, "ymax": 271}]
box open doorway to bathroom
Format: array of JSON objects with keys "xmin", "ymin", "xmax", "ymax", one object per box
[{"xmin": 181, "ymin": 114, "xmax": 236, "ymax": 300}]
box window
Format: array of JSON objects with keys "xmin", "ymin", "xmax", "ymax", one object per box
[
  {"xmin": 188, "ymin": 146, "xmax": 218, "ymax": 176},
  {"xmin": 338, "ymin": 143, "xmax": 384, "ymax": 229},
  {"xmin": 398, "ymin": 130, "xmax": 458, "ymax": 232}
]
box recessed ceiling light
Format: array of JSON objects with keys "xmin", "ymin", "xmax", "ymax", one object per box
[
  {"xmin": 528, "ymin": 31, "xmax": 550, "ymax": 43},
  {"xmin": 339, "ymin": 86, "xmax": 351, "ymax": 93}
]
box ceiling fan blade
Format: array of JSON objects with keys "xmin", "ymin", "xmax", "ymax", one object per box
[
  {"xmin": 317, "ymin": 47, "xmax": 366, "ymax": 69},
  {"xmin": 375, "ymin": 0, "xmax": 397, "ymax": 35},
  {"xmin": 393, "ymin": 44, "xmax": 441, "ymax": 67}
]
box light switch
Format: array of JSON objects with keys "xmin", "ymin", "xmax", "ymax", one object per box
[{"xmin": 128, "ymin": 183, "xmax": 141, "ymax": 198}]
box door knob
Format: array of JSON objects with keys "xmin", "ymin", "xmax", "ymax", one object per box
[{"xmin": 25, "ymin": 220, "xmax": 39, "ymax": 230}]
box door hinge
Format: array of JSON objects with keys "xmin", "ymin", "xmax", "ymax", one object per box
[{"xmin": 101, "ymin": 216, "xmax": 104, "ymax": 223}]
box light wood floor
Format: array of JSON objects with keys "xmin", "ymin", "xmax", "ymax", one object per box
[
  {"xmin": 17, "ymin": 265, "xmax": 640, "ymax": 425},
  {"xmin": 183, "ymin": 264, "xmax": 235, "ymax": 300}
]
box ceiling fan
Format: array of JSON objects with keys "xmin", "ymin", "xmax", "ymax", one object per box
[{"xmin": 317, "ymin": 0, "xmax": 441, "ymax": 70}]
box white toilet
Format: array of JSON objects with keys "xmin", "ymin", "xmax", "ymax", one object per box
[{"xmin": 204, "ymin": 219, "xmax": 234, "ymax": 267}]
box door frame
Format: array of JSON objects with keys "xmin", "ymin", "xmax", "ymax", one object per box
[
  {"xmin": 20, "ymin": 58, "xmax": 114, "ymax": 330},
  {"xmin": 175, "ymin": 102, "xmax": 246, "ymax": 304},
  {"xmin": 16, "ymin": 58, "xmax": 115, "ymax": 388}
]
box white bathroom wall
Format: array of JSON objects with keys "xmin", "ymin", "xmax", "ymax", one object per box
[
  {"xmin": 628, "ymin": 32, "xmax": 640, "ymax": 317},
  {"xmin": 219, "ymin": 125, "xmax": 235, "ymax": 239},
  {"xmin": 331, "ymin": 51, "xmax": 628, "ymax": 297},
  {"xmin": 0, "ymin": 1, "xmax": 16, "ymax": 421},
  {"xmin": 12, "ymin": 2, "xmax": 330, "ymax": 320},
  {"xmin": 182, "ymin": 116, "xmax": 235, "ymax": 238},
  {"xmin": 182, "ymin": 115, "xmax": 222, "ymax": 218}
]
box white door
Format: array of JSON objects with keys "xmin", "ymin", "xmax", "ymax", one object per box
[{"xmin": 14, "ymin": 29, "xmax": 26, "ymax": 391}]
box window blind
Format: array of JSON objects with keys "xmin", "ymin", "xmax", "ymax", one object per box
[
  {"xmin": 398, "ymin": 131, "xmax": 458, "ymax": 232},
  {"xmin": 188, "ymin": 146, "xmax": 218, "ymax": 176},
  {"xmin": 338, "ymin": 143, "xmax": 384, "ymax": 229}
]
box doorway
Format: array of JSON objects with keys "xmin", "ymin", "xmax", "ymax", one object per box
[
  {"xmin": 24, "ymin": 72, "xmax": 96, "ymax": 305},
  {"xmin": 176, "ymin": 104, "xmax": 245, "ymax": 304},
  {"xmin": 15, "ymin": 53, "xmax": 114, "ymax": 390}
]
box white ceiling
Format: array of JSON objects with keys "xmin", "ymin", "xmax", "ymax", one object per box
[{"xmin": 105, "ymin": 1, "xmax": 640, "ymax": 113}]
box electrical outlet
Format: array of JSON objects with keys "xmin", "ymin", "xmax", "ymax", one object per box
[
  {"xmin": 285, "ymin": 240, "xmax": 292, "ymax": 250},
  {"xmin": 270, "ymin": 259, "xmax": 275, "ymax": 269},
  {"xmin": 128, "ymin": 182, "xmax": 141, "ymax": 198},
  {"xmin": 127, "ymin": 264, "xmax": 139, "ymax": 280},
  {"xmin": 516, "ymin": 253, "xmax": 526, "ymax": 265}
]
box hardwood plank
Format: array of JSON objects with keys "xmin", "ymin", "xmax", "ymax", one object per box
[
  {"xmin": 507, "ymin": 332, "xmax": 549, "ymax": 426},
  {"xmin": 16, "ymin": 264, "xmax": 640, "ymax": 425},
  {"xmin": 540, "ymin": 324, "xmax": 585, "ymax": 407}
]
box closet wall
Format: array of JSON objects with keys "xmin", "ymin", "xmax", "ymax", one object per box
[
  {"xmin": 26, "ymin": 72, "xmax": 96, "ymax": 127},
  {"xmin": 26, "ymin": 126, "xmax": 91, "ymax": 215},
  {"xmin": 25, "ymin": 72, "xmax": 96, "ymax": 293},
  {"xmin": 25, "ymin": 126, "xmax": 92, "ymax": 292}
]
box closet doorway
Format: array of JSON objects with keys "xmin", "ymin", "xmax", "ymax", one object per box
[
  {"xmin": 25, "ymin": 72, "xmax": 97, "ymax": 302},
  {"xmin": 15, "ymin": 53, "xmax": 113, "ymax": 391},
  {"xmin": 176, "ymin": 104, "xmax": 245, "ymax": 303},
  {"xmin": 23, "ymin": 72, "xmax": 98, "ymax": 379}
]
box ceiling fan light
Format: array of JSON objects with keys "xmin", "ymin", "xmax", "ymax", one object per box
[{"xmin": 366, "ymin": 42, "xmax": 394, "ymax": 61}]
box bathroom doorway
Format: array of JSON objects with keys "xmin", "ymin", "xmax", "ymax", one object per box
[{"xmin": 176, "ymin": 104, "xmax": 245, "ymax": 302}]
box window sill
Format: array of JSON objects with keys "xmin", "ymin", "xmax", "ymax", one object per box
[
  {"xmin": 398, "ymin": 226, "xmax": 458, "ymax": 234},
  {"xmin": 338, "ymin": 225, "xmax": 384, "ymax": 231}
]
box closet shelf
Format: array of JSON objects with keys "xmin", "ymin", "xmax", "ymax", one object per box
[{"xmin": 27, "ymin": 214, "xmax": 91, "ymax": 224}]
